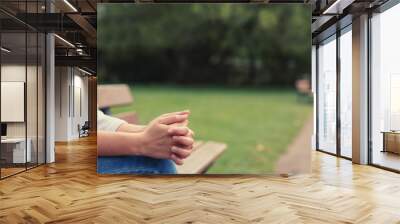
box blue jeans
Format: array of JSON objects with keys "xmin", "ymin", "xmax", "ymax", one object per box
[{"xmin": 97, "ymin": 156, "xmax": 177, "ymax": 174}]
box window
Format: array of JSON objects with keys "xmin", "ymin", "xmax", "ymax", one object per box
[
  {"xmin": 370, "ymin": 3, "xmax": 400, "ymax": 171},
  {"xmin": 317, "ymin": 35, "xmax": 337, "ymax": 154},
  {"xmin": 1, "ymin": 30, "xmax": 28, "ymax": 177},
  {"xmin": 339, "ymin": 26, "xmax": 352, "ymax": 158},
  {"xmin": 0, "ymin": 3, "xmax": 46, "ymax": 179}
]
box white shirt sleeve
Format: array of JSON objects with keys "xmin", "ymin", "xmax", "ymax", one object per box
[{"xmin": 97, "ymin": 110, "xmax": 127, "ymax": 132}]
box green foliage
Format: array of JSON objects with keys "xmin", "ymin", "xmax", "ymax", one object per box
[
  {"xmin": 112, "ymin": 85, "xmax": 312, "ymax": 173},
  {"xmin": 98, "ymin": 4, "xmax": 311, "ymax": 86}
]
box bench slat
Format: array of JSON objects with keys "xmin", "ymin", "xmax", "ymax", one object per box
[
  {"xmin": 176, "ymin": 141, "xmax": 227, "ymax": 174},
  {"xmin": 98, "ymin": 84, "xmax": 133, "ymax": 108},
  {"xmin": 114, "ymin": 112, "xmax": 139, "ymax": 124}
]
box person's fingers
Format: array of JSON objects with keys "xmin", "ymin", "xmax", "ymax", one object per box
[
  {"xmin": 172, "ymin": 136, "xmax": 194, "ymax": 147},
  {"xmin": 171, "ymin": 146, "xmax": 192, "ymax": 159},
  {"xmin": 181, "ymin": 119, "xmax": 189, "ymax": 126},
  {"xmin": 181, "ymin": 129, "xmax": 194, "ymax": 138},
  {"xmin": 161, "ymin": 110, "xmax": 190, "ymax": 118},
  {"xmin": 187, "ymin": 128, "xmax": 195, "ymax": 137},
  {"xmin": 170, "ymin": 119, "xmax": 189, "ymax": 128},
  {"xmin": 168, "ymin": 126, "xmax": 189, "ymax": 136},
  {"xmin": 159, "ymin": 114, "xmax": 188, "ymax": 125},
  {"xmin": 171, "ymin": 154, "xmax": 184, "ymax": 165}
]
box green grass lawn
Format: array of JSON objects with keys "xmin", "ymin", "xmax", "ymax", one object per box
[{"xmin": 112, "ymin": 85, "xmax": 312, "ymax": 174}]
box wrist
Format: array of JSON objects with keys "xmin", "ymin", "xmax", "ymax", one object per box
[{"xmin": 132, "ymin": 132, "xmax": 148, "ymax": 156}]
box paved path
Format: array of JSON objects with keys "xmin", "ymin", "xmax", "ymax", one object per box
[{"xmin": 274, "ymin": 114, "xmax": 313, "ymax": 175}]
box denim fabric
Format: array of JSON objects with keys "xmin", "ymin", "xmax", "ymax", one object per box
[{"xmin": 97, "ymin": 156, "xmax": 177, "ymax": 174}]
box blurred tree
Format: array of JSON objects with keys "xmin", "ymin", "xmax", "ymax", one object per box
[{"xmin": 98, "ymin": 4, "xmax": 311, "ymax": 86}]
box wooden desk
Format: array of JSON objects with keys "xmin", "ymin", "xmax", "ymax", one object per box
[{"xmin": 382, "ymin": 131, "xmax": 400, "ymax": 154}]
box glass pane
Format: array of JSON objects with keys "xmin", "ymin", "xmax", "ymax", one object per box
[
  {"xmin": 27, "ymin": 31, "xmax": 38, "ymax": 169},
  {"xmin": 38, "ymin": 33, "xmax": 45, "ymax": 165},
  {"xmin": 339, "ymin": 28, "xmax": 352, "ymax": 158},
  {"xmin": 317, "ymin": 36, "xmax": 337, "ymax": 154},
  {"xmin": 26, "ymin": 0, "xmax": 39, "ymax": 169},
  {"xmin": 371, "ymin": 4, "xmax": 400, "ymax": 171},
  {"xmin": 1, "ymin": 31, "xmax": 27, "ymax": 177}
]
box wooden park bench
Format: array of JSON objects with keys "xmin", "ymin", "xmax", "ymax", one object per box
[
  {"xmin": 176, "ymin": 141, "xmax": 226, "ymax": 174},
  {"xmin": 97, "ymin": 84, "xmax": 227, "ymax": 174},
  {"xmin": 295, "ymin": 79, "xmax": 312, "ymax": 102},
  {"xmin": 97, "ymin": 84, "xmax": 139, "ymax": 123}
]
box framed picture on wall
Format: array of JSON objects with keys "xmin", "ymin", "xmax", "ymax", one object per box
[{"xmin": 1, "ymin": 81, "xmax": 25, "ymax": 122}]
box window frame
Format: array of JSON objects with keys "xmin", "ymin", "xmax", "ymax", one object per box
[
  {"xmin": 367, "ymin": 0, "xmax": 400, "ymax": 173},
  {"xmin": 315, "ymin": 19, "xmax": 353, "ymax": 160},
  {"xmin": 0, "ymin": 2, "xmax": 48, "ymax": 180}
]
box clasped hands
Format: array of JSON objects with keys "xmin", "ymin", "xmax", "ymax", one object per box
[{"xmin": 140, "ymin": 111, "xmax": 194, "ymax": 165}]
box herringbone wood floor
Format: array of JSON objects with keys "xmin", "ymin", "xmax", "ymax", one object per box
[{"xmin": 1, "ymin": 136, "xmax": 400, "ymax": 224}]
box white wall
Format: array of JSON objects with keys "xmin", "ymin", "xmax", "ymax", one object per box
[
  {"xmin": 75, "ymin": 71, "xmax": 89, "ymax": 138},
  {"xmin": 55, "ymin": 67, "xmax": 89, "ymax": 141},
  {"xmin": 1, "ymin": 65, "xmax": 36, "ymax": 138},
  {"xmin": 55, "ymin": 66, "xmax": 69, "ymax": 141},
  {"xmin": 1, "ymin": 65, "xmax": 26, "ymax": 142},
  {"xmin": 1, "ymin": 63, "xmax": 47, "ymax": 164}
]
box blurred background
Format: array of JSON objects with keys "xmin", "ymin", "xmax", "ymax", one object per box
[{"xmin": 98, "ymin": 4, "xmax": 312, "ymax": 174}]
